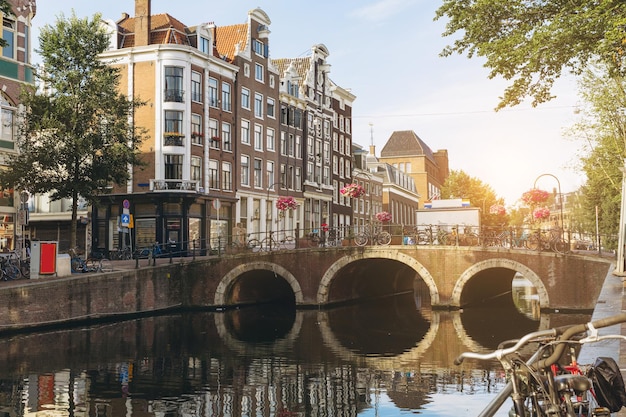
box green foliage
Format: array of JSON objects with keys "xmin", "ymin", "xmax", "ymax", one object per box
[
  {"xmin": 441, "ymin": 170, "xmax": 506, "ymax": 227},
  {"xmin": 435, "ymin": 0, "xmax": 626, "ymax": 110},
  {"xmin": 0, "ymin": 12, "xmax": 146, "ymax": 247},
  {"xmin": 567, "ymin": 68, "xmax": 626, "ymax": 246}
]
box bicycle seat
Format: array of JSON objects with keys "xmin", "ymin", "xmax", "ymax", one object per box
[{"xmin": 554, "ymin": 374, "xmax": 591, "ymax": 395}]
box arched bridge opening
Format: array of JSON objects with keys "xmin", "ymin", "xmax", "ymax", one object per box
[{"xmin": 319, "ymin": 252, "xmax": 438, "ymax": 308}]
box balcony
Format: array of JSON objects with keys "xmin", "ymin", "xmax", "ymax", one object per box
[
  {"xmin": 150, "ymin": 179, "xmax": 199, "ymax": 192},
  {"xmin": 164, "ymin": 89, "xmax": 185, "ymax": 103},
  {"xmin": 163, "ymin": 132, "xmax": 184, "ymax": 146}
]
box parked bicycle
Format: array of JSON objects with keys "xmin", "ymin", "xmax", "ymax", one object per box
[
  {"xmin": 0, "ymin": 252, "xmax": 23, "ymax": 280},
  {"xmin": 109, "ymin": 246, "xmax": 132, "ymax": 260},
  {"xmin": 247, "ymin": 231, "xmax": 296, "ymax": 251},
  {"xmin": 526, "ymin": 228, "xmax": 570, "ymax": 254},
  {"xmin": 69, "ymin": 248, "xmax": 111, "ymax": 273},
  {"xmin": 308, "ymin": 226, "xmax": 341, "ymax": 247},
  {"xmin": 353, "ymin": 224, "xmax": 391, "ymax": 246},
  {"xmin": 455, "ymin": 313, "xmax": 626, "ymax": 417}
]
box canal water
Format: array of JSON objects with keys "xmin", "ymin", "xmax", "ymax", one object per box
[{"xmin": 0, "ymin": 278, "xmax": 591, "ymax": 417}]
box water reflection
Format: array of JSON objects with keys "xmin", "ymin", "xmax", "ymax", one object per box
[{"xmin": 0, "ymin": 293, "xmax": 591, "ymax": 417}]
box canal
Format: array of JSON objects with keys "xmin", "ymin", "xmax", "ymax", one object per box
[{"xmin": 0, "ymin": 278, "xmax": 592, "ymax": 416}]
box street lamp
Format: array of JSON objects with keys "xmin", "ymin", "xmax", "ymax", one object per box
[
  {"xmin": 353, "ymin": 170, "xmax": 374, "ymax": 227},
  {"xmin": 267, "ymin": 181, "xmax": 288, "ymax": 250},
  {"xmin": 533, "ymin": 173, "xmax": 564, "ymax": 241}
]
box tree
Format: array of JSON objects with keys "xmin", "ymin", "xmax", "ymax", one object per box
[
  {"xmin": 441, "ymin": 170, "xmax": 506, "ymax": 227},
  {"xmin": 0, "ymin": 12, "xmax": 146, "ymax": 249},
  {"xmin": 567, "ymin": 68, "xmax": 626, "ymax": 247},
  {"xmin": 435, "ymin": 0, "xmax": 626, "ymax": 109}
]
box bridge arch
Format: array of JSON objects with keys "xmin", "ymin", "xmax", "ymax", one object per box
[
  {"xmin": 450, "ymin": 258, "xmax": 549, "ymax": 308},
  {"xmin": 214, "ymin": 261, "xmax": 304, "ymax": 306},
  {"xmin": 316, "ymin": 250, "xmax": 440, "ymax": 305}
]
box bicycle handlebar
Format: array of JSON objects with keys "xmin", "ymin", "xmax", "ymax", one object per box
[{"xmin": 454, "ymin": 312, "xmax": 626, "ymax": 366}]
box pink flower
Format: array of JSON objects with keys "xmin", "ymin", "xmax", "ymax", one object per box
[
  {"xmin": 276, "ymin": 196, "xmax": 297, "ymax": 211},
  {"xmin": 489, "ymin": 204, "xmax": 506, "ymax": 216},
  {"xmin": 533, "ymin": 206, "xmax": 550, "ymax": 219},
  {"xmin": 340, "ymin": 183, "xmax": 366, "ymax": 198},
  {"xmin": 522, "ymin": 188, "xmax": 549, "ymax": 205},
  {"xmin": 375, "ymin": 211, "xmax": 392, "ymax": 223}
]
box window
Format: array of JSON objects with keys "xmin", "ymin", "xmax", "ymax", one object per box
[
  {"xmin": 266, "ymin": 161, "xmax": 274, "ymax": 189},
  {"xmin": 254, "ymin": 93, "xmax": 263, "ymax": 118},
  {"xmin": 208, "ymin": 78, "xmax": 218, "ymax": 107},
  {"xmin": 191, "ymin": 156, "xmax": 202, "ymax": 182},
  {"xmin": 0, "ymin": 108, "xmax": 13, "ymax": 142},
  {"xmin": 253, "ymin": 158, "xmax": 263, "ymax": 188},
  {"xmin": 221, "ymin": 82, "xmax": 231, "ymax": 111},
  {"xmin": 222, "ymin": 122, "xmax": 232, "ymax": 151},
  {"xmin": 295, "ymin": 167, "xmax": 301, "ymax": 191},
  {"xmin": 164, "ymin": 111, "xmax": 183, "ymax": 146},
  {"xmin": 2, "ymin": 17, "xmax": 14, "ymax": 59},
  {"xmin": 241, "ymin": 120, "xmax": 250, "ymax": 145},
  {"xmin": 295, "ymin": 135, "xmax": 301, "ymax": 158},
  {"xmin": 255, "ymin": 63, "xmax": 264, "ymax": 82},
  {"xmin": 191, "ymin": 71, "xmax": 202, "ymax": 102},
  {"xmin": 222, "ymin": 162, "xmax": 232, "ymax": 191},
  {"xmin": 254, "ymin": 124, "xmax": 263, "ymax": 150},
  {"xmin": 288, "ymin": 134, "xmax": 295, "ymax": 157},
  {"xmin": 241, "ymin": 155, "xmax": 250, "ymax": 186},
  {"xmin": 345, "ymin": 118, "xmax": 351, "ymax": 134},
  {"xmin": 164, "ymin": 155, "xmax": 183, "ymax": 179},
  {"xmin": 252, "ymin": 39, "xmax": 268, "ymax": 57},
  {"xmin": 266, "ymin": 128, "xmax": 275, "ymax": 151},
  {"xmin": 280, "ymin": 132, "xmax": 287, "ymax": 155},
  {"xmin": 199, "ymin": 36, "xmax": 210, "ymax": 54},
  {"xmin": 164, "ymin": 67, "xmax": 184, "ymax": 102},
  {"xmin": 241, "ymin": 88, "xmax": 250, "ymax": 109},
  {"xmin": 208, "ymin": 160, "xmax": 219, "ymax": 189},
  {"xmin": 191, "ymin": 113, "xmax": 202, "ymax": 145},
  {"xmin": 267, "ymin": 97, "xmax": 275, "ymax": 118},
  {"xmin": 209, "ymin": 119, "xmax": 219, "ymax": 148}
]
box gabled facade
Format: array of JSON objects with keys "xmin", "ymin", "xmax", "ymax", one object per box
[
  {"xmin": 379, "ymin": 130, "xmax": 449, "ymax": 208},
  {"xmin": 91, "ymin": 0, "xmax": 239, "ymax": 255},
  {"xmin": 0, "ymin": 0, "xmax": 35, "ymax": 253}
]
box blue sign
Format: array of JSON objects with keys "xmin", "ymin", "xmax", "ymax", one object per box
[{"xmin": 121, "ymin": 213, "xmax": 130, "ymax": 226}]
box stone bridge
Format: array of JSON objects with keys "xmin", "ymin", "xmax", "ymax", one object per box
[
  {"xmin": 0, "ymin": 246, "xmax": 613, "ymax": 333},
  {"xmin": 191, "ymin": 245, "xmax": 613, "ymax": 312}
]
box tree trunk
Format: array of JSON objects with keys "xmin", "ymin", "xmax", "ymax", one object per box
[{"xmin": 70, "ymin": 191, "xmax": 78, "ymax": 250}]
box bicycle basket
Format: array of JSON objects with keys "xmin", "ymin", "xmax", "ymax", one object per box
[{"xmin": 587, "ymin": 357, "xmax": 626, "ymax": 412}]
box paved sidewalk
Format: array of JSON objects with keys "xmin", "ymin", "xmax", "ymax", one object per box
[{"xmin": 577, "ymin": 262, "xmax": 626, "ymax": 416}]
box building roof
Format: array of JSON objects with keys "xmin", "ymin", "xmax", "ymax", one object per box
[
  {"xmin": 273, "ymin": 57, "xmax": 310, "ymax": 80},
  {"xmin": 380, "ymin": 130, "xmax": 435, "ymax": 161},
  {"xmin": 117, "ymin": 13, "xmax": 191, "ymax": 47},
  {"xmin": 214, "ymin": 23, "xmax": 248, "ymax": 63}
]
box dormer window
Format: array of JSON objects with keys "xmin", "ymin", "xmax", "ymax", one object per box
[{"xmin": 252, "ymin": 39, "xmax": 268, "ymax": 58}]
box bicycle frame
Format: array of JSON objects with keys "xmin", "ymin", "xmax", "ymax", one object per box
[{"xmin": 457, "ymin": 313, "xmax": 626, "ymax": 417}]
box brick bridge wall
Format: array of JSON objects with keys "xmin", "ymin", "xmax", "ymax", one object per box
[{"xmin": 0, "ymin": 247, "xmax": 613, "ymax": 332}]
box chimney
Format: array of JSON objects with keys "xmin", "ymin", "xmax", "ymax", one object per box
[{"xmin": 134, "ymin": 0, "xmax": 151, "ymax": 46}]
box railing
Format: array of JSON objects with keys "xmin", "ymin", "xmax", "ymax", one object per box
[
  {"xmin": 150, "ymin": 179, "xmax": 198, "ymax": 192},
  {"xmin": 164, "ymin": 89, "xmax": 184, "ymax": 102},
  {"xmin": 95, "ymin": 224, "xmax": 613, "ymax": 270}
]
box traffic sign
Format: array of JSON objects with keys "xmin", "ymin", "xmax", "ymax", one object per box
[{"xmin": 121, "ymin": 213, "xmax": 130, "ymax": 227}]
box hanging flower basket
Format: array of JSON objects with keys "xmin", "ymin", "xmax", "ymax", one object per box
[
  {"xmin": 375, "ymin": 211, "xmax": 392, "ymax": 223},
  {"xmin": 211, "ymin": 136, "xmax": 221, "ymax": 141},
  {"xmin": 489, "ymin": 204, "xmax": 506, "ymax": 216},
  {"xmin": 521, "ymin": 188, "xmax": 549, "ymax": 205},
  {"xmin": 276, "ymin": 196, "xmax": 297, "ymax": 211},
  {"xmin": 340, "ymin": 183, "xmax": 366, "ymax": 198},
  {"xmin": 533, "ymin": 206, "xmax": 551, "ymax": 220}
]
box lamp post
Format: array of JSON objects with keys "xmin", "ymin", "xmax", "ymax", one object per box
[
  {"xmin": 266, "ymin": 181, "xmax": 288, "ymax": 251},
  {"xmin": 353, "ymin": 170, "xmax": 374, "ymax": 227},
  {"xmin": 533, "ymin": 173, "xmax": 564, "ymax": 242}
]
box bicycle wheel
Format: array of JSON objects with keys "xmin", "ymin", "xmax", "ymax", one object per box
[
  {"xmin": 99, "ymin": 258, "xmax": 113, "ymax": 272},
  {"xmin": 552, "ymin": 239, "xmax": 569, "ymax": 255},
  {"xmin": 4, "ymin": 264, "xmax": 19, "ymax": 280},
  {"xmin": 281, "ymin": 236, "xmax": 296, "ymax": 249},
  {"xmin": 526, "ymin": 234, "xmax": 541, "ymax": 251},
  {"xmin": 71, "ymin": 258, "xmax": 84, "ymax": 273},
  {"xmin": 376, "ymin": 231, "xmax": 391, "ymax": 246},
  {"xmin": 354, "ymin": 233, "xmax": 368, "ymax": 246},
  {"xmin": 19, "ymin": 260, "xmax": 29, "ymax": 279},
  {"xmin": 246, "ymin": 239, "xmax": 261, "ymax": 251}
]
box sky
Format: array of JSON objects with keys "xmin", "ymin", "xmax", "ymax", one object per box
[{"xmin": 32, "ymin": 0, "xmax": 585, "ymax": 207}]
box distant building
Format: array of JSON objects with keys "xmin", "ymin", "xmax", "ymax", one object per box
[{"xmin": 378, "ymin": 130, "xmax": 449, "ymax": 207}]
